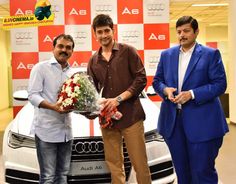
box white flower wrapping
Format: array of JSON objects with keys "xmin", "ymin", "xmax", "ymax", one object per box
[{"xmin": 58, "ymin": 72, "xmax": 101, "ymax": 113}]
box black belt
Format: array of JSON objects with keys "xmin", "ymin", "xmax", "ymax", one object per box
[{"xmin": 176, "ymin": 109, "xmax": 182, "ymax": 115}]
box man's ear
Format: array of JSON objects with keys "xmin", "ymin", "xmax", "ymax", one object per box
[
  {"xmin": 92, "ymin": 30, "xmax": 97, "ymax": 40},
  {"xmin": 195, "ymin": 28, "xmax": 199, "ymax": 36}
]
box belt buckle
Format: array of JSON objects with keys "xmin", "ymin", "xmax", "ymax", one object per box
[{"xmin": 177, "ymin": 108, "xmax": 182, "ymax": 115}]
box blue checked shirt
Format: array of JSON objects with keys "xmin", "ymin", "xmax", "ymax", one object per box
[{"xmin": 28, "ymin": 56, "xmax": 73, "ymax": 142}]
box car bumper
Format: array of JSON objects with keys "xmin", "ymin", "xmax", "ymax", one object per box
[{"xmin": 3, "ymin": 132, "xmax": 175, "ymax": 183}]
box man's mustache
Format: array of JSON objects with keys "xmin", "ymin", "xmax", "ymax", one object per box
[
  {"xmin": 180, "ymin": 38, "xmax": 187, "ymax": 41},
  {"xmin": 59, "ymin": 52, "xmax": 68, "ymax": 56}
]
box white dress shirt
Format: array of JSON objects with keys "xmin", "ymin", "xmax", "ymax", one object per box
[{"xmin": 177, "ymin": 44, "xmax": 196, "ymax": 108}]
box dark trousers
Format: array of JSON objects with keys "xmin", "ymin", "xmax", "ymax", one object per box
[{"xmin": 165, "ymin": 111, "xmax": 223, "ymax": 184}]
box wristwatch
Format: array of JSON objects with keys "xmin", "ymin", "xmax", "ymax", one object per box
[{"xmin": 116, "ymin": 96, "xmax": 123, "ymax": 105}]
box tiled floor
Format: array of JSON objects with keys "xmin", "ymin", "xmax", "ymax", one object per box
[{"xmin": 0, "ymin": 107, "xmax": 236, "ymax": 183}]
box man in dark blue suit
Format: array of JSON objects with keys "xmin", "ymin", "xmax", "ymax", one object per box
[{"xmin": 153, "ymin": 16, "xmax": 228, "ymax": 184}]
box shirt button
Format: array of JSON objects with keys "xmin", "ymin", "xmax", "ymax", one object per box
[
  {"xmin": 107, "ymin": 65, "xmax": 110, "ymax": 68},
  {"xmin": 108, "ymin": 76, "xmax": 111, "ymax": 79},
  {"xmin": 110, "ymin": 88, "xmax": 112, "ymax": 90}
]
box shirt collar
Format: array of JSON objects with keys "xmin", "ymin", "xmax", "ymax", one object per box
[
  {"xmin": 180, "ymin": 42, "xmax": 196, "ymax": 54},
  {"xmin": 50, "ymin": 56, "xmax": 70, "ymax": 70},
  {"xmin": 98, "ymin": 40, "xmax": 119, "ymax": 55}
]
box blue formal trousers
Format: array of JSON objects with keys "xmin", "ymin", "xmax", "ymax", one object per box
[{"xmin": 165, "ymin": 111, "xmax": 223, "ymax": 184}]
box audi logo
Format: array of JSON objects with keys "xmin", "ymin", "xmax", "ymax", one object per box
[
  {"xmin": 72, "ymin": 32, "xmax": 87, "ymax": 39},
  {"xmin": 95, "ymin": 5, "xmax": 112, "ymax": 12},
  {"xmin": 75, "ymin": 141, "xmax": 104, "ymax": 154},
  {"xmin": 122, "ymin": 31, "xmax": 140, "ymax": 38},
  {"xmin": 15, "ymin": 32, "xmax": 33, "ymax": 39},
  {"xmin": 149, "ymin": 56, "xmax": 160, "ymax": 63},
  {"xmin": 16, "ymin": 85, "xmax": 28, "ymax": 91},
  {"xmin": 147, "ymin": 3, "xmax": 165, "ymax": 11}
]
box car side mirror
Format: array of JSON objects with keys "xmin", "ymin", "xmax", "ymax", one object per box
[
  {"xmin": 13, "ymin": 90, "xmax": 28, "ymax": 101},
  {"xmin": 146, "ymin": 86, "xmax": 157, "ymax": 96}
]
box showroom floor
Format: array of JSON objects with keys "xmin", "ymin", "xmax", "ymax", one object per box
[{"xmin": 0, "ymin": 108, "xmax": 236, "ymax": 183}]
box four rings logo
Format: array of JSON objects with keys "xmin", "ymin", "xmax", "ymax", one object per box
[
  {"xmin": 147, "ymin": 3, "xmax": 165, "ymax": 11},
  {"xmin": 15, "ymin": 32, "xmax": 33, "ymax": 40},
  {"xmin": 148, "ymin": 56, "xmax": 160, "ymax": 63},
  {"xmin": 16, "ymin": 85, "xmax": 28, "ymax": 91},
  {"xmin": 72, "ymin": 31, "xmax": 87, "ymax": 39},
  {"xmin": 95, "ymin": 5, "xmax": 112, "ymax": 12},
  {"xmin": 122, "ymin": 31, "xmax": 140, "ymax": 38},
  {"xmin": 75, "ymin": 141, "xmax": 104, "ymax": 154}
]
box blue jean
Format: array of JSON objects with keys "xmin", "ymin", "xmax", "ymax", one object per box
[{"xmin": 35, "ymin": 135, "xmax": 72, "ymax": 184}]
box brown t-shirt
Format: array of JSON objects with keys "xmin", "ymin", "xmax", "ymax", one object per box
[{"xmin": 87, "ymin": 42, "xmax": 147, "ymax": 129}]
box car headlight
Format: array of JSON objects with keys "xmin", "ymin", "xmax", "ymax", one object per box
[
  {"xmin": 8, "ymin": 130, "xmax": 36, "ymax": 149},
  {"xmin": 145, "ymin": 130, "xmax": 164, "ymax": 142}
]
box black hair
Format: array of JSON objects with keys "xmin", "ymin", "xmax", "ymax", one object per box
[
  {"xmin": 53, "ymin": 34, "xmax": 75, "ymax": 49},
  {"xmin": 92, "ymin": 14, "xmax": 113, "ymax": 32},
  {"xmin": 176, "ymin": 16, "xmax": 198, "ymax": 33}
]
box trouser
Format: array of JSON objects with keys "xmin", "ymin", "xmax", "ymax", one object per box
[
  {"xmin": 101, "ymin": 121, "xmax": 151, "ymax": 184},
  {"xmin": 35, "ymin": 135, "xmax": 72, "ymax": 184},
  {"xmin": 165, "ymin": 111, "xmax": 223, "ymax": 184}
]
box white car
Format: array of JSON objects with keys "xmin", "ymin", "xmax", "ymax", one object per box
[{"xmin": 2, "ymin": 89, "xmax": 175, "ymax": 184}]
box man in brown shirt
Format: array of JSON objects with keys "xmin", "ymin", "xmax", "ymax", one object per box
[{"xmin": 87, "ymin": 14, "xmax": 151, "ymax": 184}]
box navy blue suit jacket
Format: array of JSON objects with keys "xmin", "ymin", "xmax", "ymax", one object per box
[{"xmin": 153, "ymin": 43, "xmax": 229, "ymax": 143}]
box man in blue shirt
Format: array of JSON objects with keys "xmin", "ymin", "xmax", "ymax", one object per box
[{"xmin": 28, "ymin": 34, "xmax": 74, "ymax": 184}]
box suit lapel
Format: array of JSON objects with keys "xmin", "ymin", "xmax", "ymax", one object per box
[
  {"xmin": 171, "ymin": 46, "xmax": 180, "ymax": 88},
  {"xmin": 183, "ymin": 44, "xmax": 202, "ymax": 85}
]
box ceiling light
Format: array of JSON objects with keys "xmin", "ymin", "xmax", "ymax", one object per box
[
  {"xmin": 192, "ymin": 3, "xmax": 228, "ymax": 7},
  {"xmin": 209, "ymin": 23, "xmax": 228, "ymax": 26}
]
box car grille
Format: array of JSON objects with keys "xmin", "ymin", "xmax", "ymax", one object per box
[{"xmin": 70, "ymin": 137, "xmax": 131, "ymax": 183}]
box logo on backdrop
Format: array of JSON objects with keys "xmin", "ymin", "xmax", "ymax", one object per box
[
  {"xmin": 143, "ymin": 0, "xmax": 169, "ymax": 23},
  {"xmin": 95, "ymin": 5, "xmax": 112, "ymax": 12},
  {"xmin": 65, "ymin": 0, "xmax": 90, "ymax": 24},
  {"xmin": 11, "ymin": 27, "xmax": 38, "ymax": 52},
  {"xmin": 147, "ymin": 3, "xmax": 165, "ymax": 15},
  {"xmin": 34, "ymin": 0, "xmax": 52, "ymax": 20},
  {"xmin": 65, "ymin": 25, "xmax": 92, "ymax": 51},
  {"xmin": 12, "ymin": 52, "xmax": 38, "ymax": 79},
  {"xmin": 69, "ymin": 51, "xmax": 92, "ymax": 67},
  {"xmin": 117, "ymin": 0, "xmax": 143, "ymax": 23},
  {"xmin": 91, "ymin": 0, "xmax": 117, "ymax": 23},
  {"xmin": 38, "ymin": 25, "xmax": 64, "ymax": 51},
  {"xmin": 144, "ymin": 50, "xmax": 162, "ymax": 76},
  {"xmin": 118, "ymin": 24, "xmax": 144, "ymax": 50},
  {"xmin": 144, "ymin": 24, "xmax": 169, "ymax": 49}
]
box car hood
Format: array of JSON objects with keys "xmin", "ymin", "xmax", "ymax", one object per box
[{"xmin": 10, "ymin": 98, "xmax": 159, "ymax": 138}]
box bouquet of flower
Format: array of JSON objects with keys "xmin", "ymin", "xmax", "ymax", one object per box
[
  {"xmin": 58, "ymin": 72, "xmax": 100, "ymax": 113},
  {"xmin": 58, "ymin": 72, "xmax": 123, "ymax": 128}
]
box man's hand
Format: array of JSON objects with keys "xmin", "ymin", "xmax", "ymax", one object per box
[
  {"xmin": 163, "ymin": 87, "xmax": 177, "ymax": 102},
  {"xmin": 102, "ymin": 98, "xmax": 118, "ymax": 113},
  {"xmin": 39, "ymin": 100, "xmax": 70, "ymax": 113},
  {"xmin": 52, "ymin": 102, "xmax": 70, "ymax": 114},
  {"xmin": 173, "ymin": 91, "xmax": 192, "ymax": 104}
]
